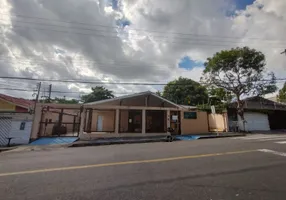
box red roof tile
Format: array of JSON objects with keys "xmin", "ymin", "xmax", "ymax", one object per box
[{"xmin": 0, "ymin": 93, "xmax": 34, "ymax": 108}]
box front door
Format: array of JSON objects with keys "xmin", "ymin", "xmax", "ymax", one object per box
[
  {"xmin": 96, "ymin": 116, "xmax": 103, "ymax": 131},
  {"xmin": 128, "ymin": 110, "xmax": 142, "ymax": 132}
]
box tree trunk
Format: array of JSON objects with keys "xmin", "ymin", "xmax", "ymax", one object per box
[{"xmin": 236, "ymin": 95, "xmax": 246, "ymax": 132}]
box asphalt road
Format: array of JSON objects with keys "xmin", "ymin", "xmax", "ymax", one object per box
[{"xmin": 1, "ymin": 134, "xmax": 286, "ymax": 200}]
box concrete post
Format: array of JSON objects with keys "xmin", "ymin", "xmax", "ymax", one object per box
[
  {"xmin": 79, "ymin": 108, "xmax": 86, "ymax": 138},
  {"xmin": 167, "ymin": 110, "xmax": 171, "ymax": 129},
  {"xmin": 224, "ymin": 112, "xmax": 229, "ymax": 132},
  {"xmin": 115, "ymin": 109, "xmax": 120, "ymax": 134},
  {"xmin": 142, "ymin": 109, "xmax": 146, "ymax": 134}
]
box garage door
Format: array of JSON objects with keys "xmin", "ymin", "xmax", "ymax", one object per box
[
  {"xmin": 0, "ymin": 117, "xmax": 12, "ymax": 146},
  {"xmin": 9, "ymin": 121, "xmax": 32, "ymax": 145},
  {"xmin": 239, "ymin": 112, "xmax": 270, "ymax": 131}
]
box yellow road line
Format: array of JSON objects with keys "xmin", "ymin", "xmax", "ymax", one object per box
[{"xmin": 0, "ymin": 149, "xmax": 256, "ymax": 177}]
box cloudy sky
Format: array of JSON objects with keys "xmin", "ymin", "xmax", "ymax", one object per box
[{"xmin": 0, "ymin": 0, "xmax": 285, "ymax": 100}]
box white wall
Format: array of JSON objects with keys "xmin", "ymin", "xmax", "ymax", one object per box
[
  {"xmin": 0, "ymin": 113, "xmax": 33, "ymax": 145},
  {"xmin": 9, "ymin": 121, "xmax": 32, "ymax": 145}
]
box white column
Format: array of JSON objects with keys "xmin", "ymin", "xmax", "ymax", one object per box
[
  {"xmin": 142, "ymin": 109, "xmax": 146, "ymax": 134},
  {"xmin": 115, "ymin": 109, "xmax": 120, "ymax": 134},
  {"xmin": 167, "ymin": 110, "xmax": 171, "ymax": 129},
  {"xmin": 79, "ymin": 108, "xmax": 86, "ymax": 137},
  {"xmin": 224, "ymin": 112, "xmax": 229, "ymax": 132}
]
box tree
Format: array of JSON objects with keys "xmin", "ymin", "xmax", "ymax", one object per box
[
  {"xmin": 54, "ymin": 97, "xmax": 79, "ymax": 104},
  {"xmin": 162, "ymin": 77, "xmax": 208, "ymax": 105},
  {"xmin": 81, "ymin": 86, "xmax": 114, "ymax": 103},
  {"xmin": 208, "ymin": 87, "xmax": 233, "ymax": 105},
  {"xmin": 202, "ymin": 47, "xmax": 277, "ymax": 129},
  {"xmin": 39, "ymin": 97, "xmax": 79, "ymax": 104},
  {"xmin": 155, "ymin": 91, "xmax": 162, "ymax": 96},
  {"xmin": 277, "ymin": 82, "xmax": 286, "ymax": 103}
]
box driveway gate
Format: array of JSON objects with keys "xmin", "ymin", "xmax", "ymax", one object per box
[
  {"xmin": 38, "ymin": 107, "xmax": 81, "ymax": 137},
  {"xmin": 0, "ymin": 117, "xmax": 12, "ymax": 146}
]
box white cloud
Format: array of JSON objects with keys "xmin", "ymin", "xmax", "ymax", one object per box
[{"xmin": 0, "ymin": 0, "xmax": 285, "ymax": 100}]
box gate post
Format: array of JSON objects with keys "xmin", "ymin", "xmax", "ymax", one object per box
[
  {"xmin": 142, "ymin": 109, "xmax": 146, "ymax": 134},
  {"xmin": 79, "ymin": 107, "xmax": 86, "ymax": 137},
  {"xmin": 115, "ymin": 109, "xmax": 120, "ymax": 134}
]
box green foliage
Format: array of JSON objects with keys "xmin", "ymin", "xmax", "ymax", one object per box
[
  {"xmin": 197, "ymin": 104, "xmax": 227, "ymax": 114},
  {"xmin": 40, "ymin": 97, "xmax": 79, "ymax": 104},
  {"xmin": 202, "ymin": 47, "xmax": 277, "ymax": 122},
  {"xmin": 155, "ymin": 91, "xmax": 162, "ymax": 96},
  {"xmin": 81, "ymin": 86, "xmax": 114, "ymax": 103},
  {"xmin": 277, "ymin": 82, "xmax": 286, "ymax": 103},
  {"xmin": 54, "ymin": 97, "xmax": 79, "ymax": 104},
  {"xmin": 162, "ymin": 77, "xmax": 208, "ymax": 105},
  {"xmin": 202, "ymin": 47, "xmax": 277, "ymax": 98},
  {"xmin": 208, "ymin": 87, "xmax": 233, "ymax": 105}
]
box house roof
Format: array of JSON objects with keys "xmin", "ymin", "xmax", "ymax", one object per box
[
  {"xmin": 85, "ymin": 91, "xmax": 181, "ymax": 108},
  {"xmin": 0, "ymin": 93, "xmax": 34, "ymax": 109},
  {"xmin": 229, "ymin": 96, "xmax": 286, "ymax": 110},
  {"xmin": 179, "ymin": 105, "xmax": 197, "ymax": 110}
]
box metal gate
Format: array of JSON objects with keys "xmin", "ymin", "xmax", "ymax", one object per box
[
  {"xmin": 0, "ymin": 117, "xmax": 12, "ymax": 146},
  {"xmin": 39, "ymin": 107, "xmax": 81, "ymax": 137}
]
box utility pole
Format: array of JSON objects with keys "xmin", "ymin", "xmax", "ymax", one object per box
[
  {"xmin": 41, "ymin": 84, "xmax": 52, "ymax": 103},
  {"xmin": 33, "ymin": 82, "xmax": 41, "ymax": 113},
  {"xmin": 30, "ymin": 82, "xmax": 41, "ymax": 139},
  {"xmin": 48, "ymin": 84, "xmax": 52, "ymax": 103}
]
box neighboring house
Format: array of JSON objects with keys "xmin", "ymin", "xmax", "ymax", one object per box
[
  {"xmin": 228, "ymin": 96, "xmax": 286, "ymax": 132},
  {"xmin": 0, "ymin": 94, "xmax": 34, "ymax": 146}
]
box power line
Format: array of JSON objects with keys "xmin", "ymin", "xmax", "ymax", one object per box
[
  {"xmin": 0, "ymin": 76, "xmax": 284, "ymax": 85},
  {"xmin": 0, "ymin": 87, "xmax": 87, "ymax": 94},
  {"xmin": 1, "ymin": 18, "xmax": 286, "ymax": 46},
  {"xmin": 0, "ymin": 23, "xmax": 285, "ymax": 49},
  {"xmin": 0, "ymin": 87, "xmax": 35, "ymax": 92},
  {"xmin": 0, "ymin": 57, "xmax": 171, "ymax": 70},
  {"xmin": 0, "ymin": 77, "xmax": 170, "ymax": 85},
  {"xmin": 0, "ymin": 87, "xmax": 136, "ymax": 96},
  {"xmin": 3, "ymin": 12, "xmax": 286, "ymax": 42}
]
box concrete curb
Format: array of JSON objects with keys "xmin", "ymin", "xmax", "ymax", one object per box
[
  {"xmin": 0, "ymin": 144, "xmax": 71, "ymax": 154},
  {"xmin": 70, "ymin": 134, "xmax": 246, "ymax": 148},
  {"xmin": 174, "ymin": 134, "xmax": 246, "ymax": 141},
  {"xmin": 0, "ymin": 147, "xmax": 17, "ymax": 153},
  {"xmin": 70, "ymin": 138, "xmax": 169, "ymax": 147},
  {"xmin": 197, "ymin": 134, "xmax": 246, "ymax": 139}
]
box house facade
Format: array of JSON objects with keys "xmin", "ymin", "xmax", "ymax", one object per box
[
  {"xmin": 0, "ymin": 94, "xmax": 34, "ymax": 146},
  {"xmin": 83, "ymin": 91, "xmax": 228, "ymax": 136},
  {"xmin": 31, "ymin": 91, "xmax": 228, "ymax": 139},
  {"xmin": 228, "ymin": 96, "xmax": 286, "ymax": 132}
]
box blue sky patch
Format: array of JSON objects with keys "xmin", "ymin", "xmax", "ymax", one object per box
[
  {"xmin": 111, "ymin": 0, "xmax": 119, "ymax": 10},
  {"xmin": 233, "ymin": 0, "xmax": 255, "ymax": 10},
  {"xmin": 54, "ymin": 48, "xmax": 66, "ymax": 55},
  {"xmin": 106, "ymin": 0, "xmax": 119, "ymax": 10},
  {"xmin": 226, "ymin": 0, "xmax": 255, "ymax": 16},
  {"xmin": 178, "ymin": 56, "xmax": 204, "ymax": 70},
  {"xmin": 116, "ymin": 19, "xmax": 131, "ymax": 28}
]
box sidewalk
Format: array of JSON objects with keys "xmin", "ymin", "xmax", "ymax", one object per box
[
  {"xmin": 71, "ymin": 133, "xmax": 245, "ymax": 147},
  {"xmin": 1, "ymin": 133, "xmax": 246, "ymax": 152},
  {"xmin": 0, "ymin": 144, "xmax": 71, "ymax": 154},
  {"xmin": 71, "ymin": 135, "xmax": 169, "ymax": 147},
  {"xmin": 175, "ymin": 133, "xmax": 245, "ymax": 141}
]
